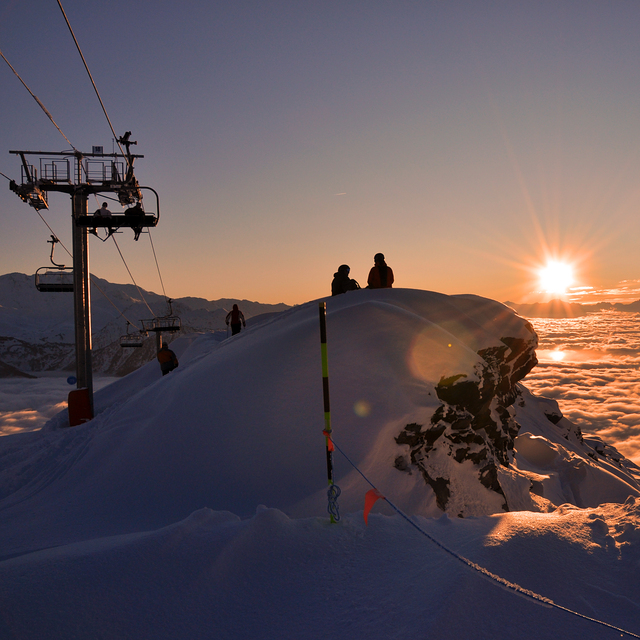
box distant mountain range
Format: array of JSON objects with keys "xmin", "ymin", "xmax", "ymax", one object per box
[
  {"xmin": 504, "ymin": 298, "xmax": 640, "ymax": 318},
  {"xmin": 0, "ymin": 273, "xmax": 290, "ymax": 377}
]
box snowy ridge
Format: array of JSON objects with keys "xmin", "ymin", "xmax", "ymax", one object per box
[
  {"xmin": 1, "ymin": 287, "xmax": 640, "ymax": 639},
  {"xmin": 0, "ymin": 272, "xmax": 290, "ymax": 375}
]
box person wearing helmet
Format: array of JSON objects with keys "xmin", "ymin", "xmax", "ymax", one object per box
[
  {"xmin": 331, "ymin": 264, "xmax": 360, "ymax": 296},
  {"xmin": 157, "ymin": 342, "xmax": 179, "ymax": 376},
  {"xmin": 225, "ymin": 304, "xmax": 246, "ymax": 335},
  {"xmin": 367, "ymin": 253, "xmax": 394, "ymax": 289}
]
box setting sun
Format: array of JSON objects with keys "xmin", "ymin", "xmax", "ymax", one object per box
[{"xmin": 538, "ymin": 260, "xmax": 574, "ymax": 295}]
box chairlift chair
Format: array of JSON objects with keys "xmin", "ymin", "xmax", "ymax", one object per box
[
  {"xmin": 34, "ymin": 236, "xmax": 73, "ymax": 292},
  {"xmin": 120, "ymin": 322, "xmax": 144, "ymax": 348},
  {"xmin": 35, "ymin": 268, "xmax": 74, "ymax": 292},
  {"xmin": 74, "ymin": 187, "xmax": 160, "ymax": 240},
  {"xmin": 140, "ymin": 298, "xmax": 182, "ymax": 333}
]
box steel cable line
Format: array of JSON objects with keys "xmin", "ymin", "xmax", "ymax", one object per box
[
  {"xmin": 110, "ymin": 235, "xmax": 156, "ymax": 317},
  {"xmin": 55, "ymin": 0, "xmax": 128, "ymax": 165},
  {"xmin": 34, "ymin": 210, "xmax": 141, "ymax": 330},
  {"xmin": 0, "ymin": 48, "xmax": 77, "ymax": 152},
  {"xmin": 147, "ymin": 230, "xmax": 168, "ymax": 301},
  {"xmin": 2, "ymin": 11, "xmax": 144, "ymax": 334}
]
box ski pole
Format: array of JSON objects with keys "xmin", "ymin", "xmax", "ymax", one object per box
[{"xmin": 318, "ymin": 301, "xmax": 340, "ymax": 523}]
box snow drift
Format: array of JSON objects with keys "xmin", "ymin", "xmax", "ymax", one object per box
[{"xmin": 2, "ymin": 288, "xmax": 640, "ymax": 639}]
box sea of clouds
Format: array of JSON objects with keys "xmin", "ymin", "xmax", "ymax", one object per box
[
  {"xmin": 2, "ymin": 311, "xmax": 640, "ymax": 467},
  {"xmin": 0, "ymin": 375, "xmax": 117, "ymax": 436},
  {"xmin": 526, "ymin": 310, "xmax": 640, "ymax": 464}
]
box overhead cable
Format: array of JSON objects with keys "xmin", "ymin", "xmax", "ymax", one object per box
[
  {"xmin": 55, "ymin": 0, "xmax": 127, "ymax": 164},
  {"xmin": 147, "ymin": 230, "xmax": 168, "ymax": 301},
  {"xmin": 0, "ymin": 48, "xmax": 77, "ymax": 152},
  {"xmin": 35, "ymin": 210, "xmax": 140, "ymax": 329},
  {"xmin": 110, "ymin": 235, "xmax": 156, "ymax": 316}
]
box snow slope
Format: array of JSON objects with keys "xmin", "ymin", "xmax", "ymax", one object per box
[{"xmin": 1, "ymin": 288, "xmax": 639, "ymax": 639}]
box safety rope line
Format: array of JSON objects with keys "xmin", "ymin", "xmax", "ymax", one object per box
[
  {"xmin": 331, "ymin": 438, "xmax": 640, "ymax": 639},
  {"xmin": 110, "ymin": 235, "xmax": 155, "ymax": 317},
  {"xmin": 55, "ymin": 0, "xmax": 127, "ymax": 164},
  {"xmin": 147, "ymin": 230, "xmax": 168, "ymax": 300},
  {"xmin": 0, "ymin": 48, "xmax": 77, "ymax": 152},
  {"xmin": 327, "ymin": 484, "xmax": 341, "ymax": 522}
]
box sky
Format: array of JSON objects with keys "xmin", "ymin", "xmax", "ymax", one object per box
[{"xmin": 3, "ymin": 1, "xmax": 640, "ymax": 305}]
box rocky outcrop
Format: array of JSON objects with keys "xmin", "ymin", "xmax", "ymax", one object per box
[{"xmin": 395, "ymin": 322, "xmax": 539, "ymax": 517}]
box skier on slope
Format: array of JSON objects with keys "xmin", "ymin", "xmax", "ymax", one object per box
[
  {"xmin": 226, "ymin": 304, "xmax": 246, "ymax": 336},
  {"xmin": 367, "ymin": 253, "xmax": 394, "ymax": 289},
  {"xmin": 157, "ymin": 342, "xmax": 179, "ymax": 376}
]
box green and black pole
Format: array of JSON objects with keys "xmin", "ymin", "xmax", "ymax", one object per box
[{"xmin": 319, "ymin": 301, "xmax": 340, "ymax": 522}]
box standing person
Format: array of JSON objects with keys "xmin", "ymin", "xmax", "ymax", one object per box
[
  {"xmin": 331, "ymin": 264, "xmax": 360, "ymax": 296},
  {"xmin": 226, "ymin": 304, "xmax": 246, "ymax": 336},
  {"xmin": 367, "ymin": 253, "xmax": 394, "ymax": 289},
  {"xmin": 157, "ymin": 342, "xmax": 179, "ymax": 376}
]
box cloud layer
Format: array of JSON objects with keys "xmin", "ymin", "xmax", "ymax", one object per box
[
  {"xmin": 524, "ymin": 312, "xmax": 640, "ymax": 464},
  {"xmin": 0, "ymin": 377, "xmax": 117, "ymax": 436}
]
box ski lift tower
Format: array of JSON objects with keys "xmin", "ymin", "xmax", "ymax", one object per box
[{"xmin": 9, "ymin": 134, "xmax": 160, "ymax": 425}]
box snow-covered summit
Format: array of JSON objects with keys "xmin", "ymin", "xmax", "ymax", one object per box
[
  {"xmin": 1, "ymin": 288, "xmax": 638, "ymax": 555},
  {"xmin": 2, "ymin": 287, "xmax": 640, "ymax": 639}
]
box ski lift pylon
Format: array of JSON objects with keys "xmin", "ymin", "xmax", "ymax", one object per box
[{"xmin": 34, "ymin": 235, "xmax": 74, "ymax": 292}]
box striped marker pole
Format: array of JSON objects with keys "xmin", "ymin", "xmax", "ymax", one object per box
[{"xmin": 319, "ymin": 301, "xmax": 339, "ymax": 522}]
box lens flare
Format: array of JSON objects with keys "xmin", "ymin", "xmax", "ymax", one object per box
[{"xmin": 353, "ymin": 400, "xmax": 371, "ymax": 417}]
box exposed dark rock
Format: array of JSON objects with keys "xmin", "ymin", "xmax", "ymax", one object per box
[{"xmin": 395, "ymin": 322, "xmax": 539, "ymax": 517}]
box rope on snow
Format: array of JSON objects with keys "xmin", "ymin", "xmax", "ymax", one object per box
[{"xmin": 331, "ymin": 438, "xmax": 640, "ymax": 639}]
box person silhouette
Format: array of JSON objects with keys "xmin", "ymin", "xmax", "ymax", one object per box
[
  {"xmin": 331, "ymin": 264, "xmax": 360, "ymax": 295},
  {"xmin": 226, "ymin": 304, "xmax": 246, "ymax": 335},
  {"xmin": 367, "ymin": 253, "xmax": 394, "ymax": 289},
  {"xmin": 157, "ymin": 342, "xmax": 179, "ymax": 375}
]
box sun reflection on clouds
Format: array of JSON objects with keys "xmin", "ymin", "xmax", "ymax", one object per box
[
  {"xmin": 548, "ymin": 350, "xmax": 565, "ymax": 362},
  {"xmin": 525, "ymin": 312, "xmax": 640, "ymax": 465},
  {"xmin": 568, "ymin": 279, "xmax": 640, "ymax": 305}
]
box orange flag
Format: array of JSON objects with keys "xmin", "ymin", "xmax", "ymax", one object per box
[
  {"xmin": 363, "ymin": 488, "xmax": 385, "ymax": 525},
  {"xmin": 322, "ymin": 429, "xmax": 335, "ymax": 452}
]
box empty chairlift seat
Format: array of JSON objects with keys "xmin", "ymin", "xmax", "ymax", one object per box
[
  {"xmin": 35, "ymin": 267, "xmax": 74, "ymax": 292},
  {"xmin": 120, "ymin": 322, "xmax": 145, "ymax": 348},
  {"xmin": 120, "ymin": 333, "xmax": 144, "ymax": 348},
  {"xmin": 141, "ymin": 299, "xmax": 181, "ymax": 334},
  {"xmin": 141, "ymin": 315, "xmax": 181, "ymax": 333}
]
